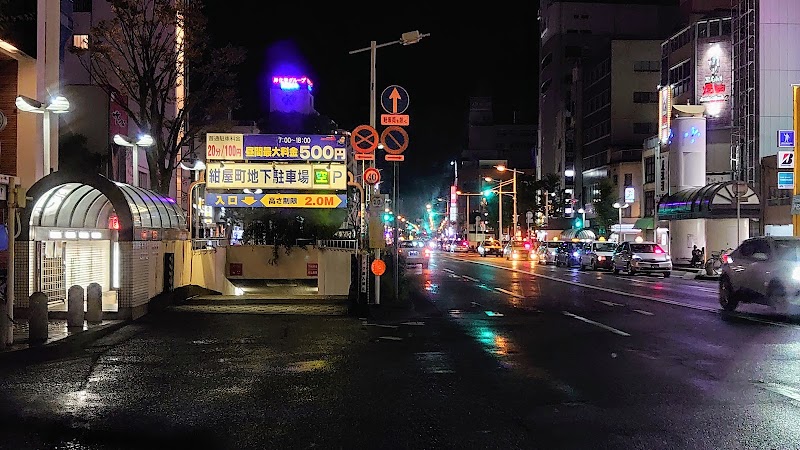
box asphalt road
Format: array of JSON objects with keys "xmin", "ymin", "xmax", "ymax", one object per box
[{"xmin": 1, "ymin": 251, "xmax": 800, "ymax": 449}]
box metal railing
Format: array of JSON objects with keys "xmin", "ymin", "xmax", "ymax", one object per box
[
  {"xmin": 317, "ymin": 239, "xmax": 358, "ymax": 251},
  {"xmin": 192, "ymin": 238, "xmax": 227, "ymax": 250}
]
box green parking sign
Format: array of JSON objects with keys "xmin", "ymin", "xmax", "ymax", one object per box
[{"xmin": 314, "ymin": 168, "xmax": 329, "ymax": 185}]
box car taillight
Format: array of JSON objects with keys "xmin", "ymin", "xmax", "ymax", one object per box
[
  {"xmin": 424, "ymin": 249, "xmax": 431, "ymax": 257},
  {"xmin": 597, "ymin": 256, "xmax": 605, "ymax": 261},
  {"xmin": 655, "ymin": 246, "xmax": 665, "ymax": 254}
]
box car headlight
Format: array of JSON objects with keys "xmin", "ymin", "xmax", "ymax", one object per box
[
  {"xmin": 665, "ymin": 255, "xmax": 671, "ymax": 260},
  {"xmin": 632, "ymin": 255, "xmax": 642, "ymax": 260},
  {"xmin": 792, "ymin": 266, "xmax": 800, "ymax": 281}
]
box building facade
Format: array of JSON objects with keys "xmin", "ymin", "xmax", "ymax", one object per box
[{"xmin": 537, "ymin": 0, "xmax": 677, "ymax": 217}]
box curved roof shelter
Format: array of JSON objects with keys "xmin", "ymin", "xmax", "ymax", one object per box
[
  {"xmin": 657, "ymin": 181, "xmax": 760, "ymax": 221},
  {"xmin": 560, "ymin": 228, "xmax": 597, "ymax": 241},
  {"xmin": 20, "ymin": 171, "xmax": 186, "ymax": 242}
]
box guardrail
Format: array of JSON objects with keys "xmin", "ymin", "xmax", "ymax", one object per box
[
  {"xmin": 317, "ymin": 239, "xmax": 357, "ymax": 251},
  {"xmin": 192, "ymin": 238, "xmax": 227, "ymax": 250}
]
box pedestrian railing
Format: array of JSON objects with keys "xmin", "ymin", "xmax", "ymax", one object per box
[
  {"xmin": 192, "ymin": 238, "xmax": 227, "ymax": 250},
  {"xmin": 317, "ymin": 239, "xmax": 357, "ymax": 251}
]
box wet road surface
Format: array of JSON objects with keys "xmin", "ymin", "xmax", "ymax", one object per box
[{"xmin": 1, "ymin": 251, "xmax": 800, "ymax": 448}]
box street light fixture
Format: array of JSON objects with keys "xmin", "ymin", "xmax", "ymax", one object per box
[
  {"xmin": 16, "ymin": 94, "xmax": 71, "ymax": 176},
  {"xmin": 114, "ymin": 134, "xmax": 154, "ymax": 187},
  {"xmin": 613, "ymin": 202, "xmax": 630, "ymax": 242}
]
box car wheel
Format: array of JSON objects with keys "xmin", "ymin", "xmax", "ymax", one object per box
[
  {"xmin": 627, "ymin": 263, "xmax": 636, "ymax": 275},
  {"xmin": 662, "ymin": 271, "xmax": 671, "ymax": 278},
  {"xmin": 590, "ymin": 259, "xmax": 597, "ymax": 271},
  {"xmin": 719, "ymin": 276, "xmax": 739, "ymax": 312},
  {"xmin": 579, "ymin": 261, "xmax": 586, "ymax": 270},
  {"xmin": 613, "ymin": 266, "xmax": 620, "ymax": 275}
]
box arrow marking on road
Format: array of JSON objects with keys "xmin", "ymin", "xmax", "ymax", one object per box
[
  {"xmin": 563, "ymin": 311, "xmax": 631, "ymax": 337},
  {"xmin": 633, "ymin": 309, "xmax": 654, "ymax": 316},
  {"xmin": 597, "ymin": 300, "xmax": 623, "ymax": 307},
  {"xmin": 494, "ymin": 287, "xmax": 525, "ymax": 299}
]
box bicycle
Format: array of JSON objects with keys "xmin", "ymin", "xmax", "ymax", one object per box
[{"xmin": 705, "ymin": 248, "xmax": 733, "ymax": 276}]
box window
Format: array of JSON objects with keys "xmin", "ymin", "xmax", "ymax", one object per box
[
  {"xmin": 138, "ymin": 171, "xmax": 149, "ymax": 189},
  {"xmin": 722, "ymin": 18, "xmax": 732, "ymax": 36},
  {"xmin": 633, "ymin": 122, "xmax": 657, "ymax": 135},
  {"xmin": 644, "ymin": 191, "xmax": 655, "ymax": 217},
  {"xmin": 633, "ymin": 61, "xmax": 659, "ymax": 72},
  {"xmin": 633, "ymin": 91, "xmax": 658, "ymax": 103},
  {"xmin": 72, "ymin": 34, "xmax": 89, "ymax": 50},
  {"xmin": 644, "ymin": 156, "xmax": 655, "ymax": 183},
  {"xmin": 73, "ymin": 0, "xmax": 91, "ymax": 12},
  {"xmin": 624, "ymin": 173, "xmax": 633, "ymax": 186}
]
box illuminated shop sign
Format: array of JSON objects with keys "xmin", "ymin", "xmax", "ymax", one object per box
[{"xmin": 697, "ymin": 42, "xmax": 730, "ymax": 119}]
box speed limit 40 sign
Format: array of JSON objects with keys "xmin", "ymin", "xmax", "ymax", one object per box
[{"xmin": 779, "ymin": 150, "xmax": 795, "ymax": 169}]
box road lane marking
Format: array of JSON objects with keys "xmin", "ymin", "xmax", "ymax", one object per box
[
  {"xmin": 760, "ymin": 382, "xmax": 800, "ymax": 402},
  {"xmin": 402, "ymin": 321, "xmax": 425, "ymax": 326},
  {"xmin": 443, "ymin": 268, "xmax": 455, "ymax": 273},
  {"xmin": 441, "ymin": 255, "xmax": 796, "ymax": 329},
  {"xmin": 494, "ymin": 287, "xmax": 525, "ymax": 299},
  {"xmin": 378, "ymin": 336, "xmax": 403, "ymax": 341},
  {"xmin": 597, "ymin": 300, "xmax": 623, "ymax": 307},
  {"xmin": 461, "ymin": 275, "xmax": 479, "ymax": 282},
  {"xmin": 633, "ymin": 309, "xmax": 654, "ymax": 316},
  {"xmin": 615, "ymin": 275, "xmax": 717, "ymax": 293},
  {"xmin": 562, "ymin": 311, "xmax": 631, "ymax": 337}
]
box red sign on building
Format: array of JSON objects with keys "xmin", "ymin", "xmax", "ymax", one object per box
[
  {"xmin": 307, "ymin": 263, "xmax": 318, "ymax": 277},
  {"xmin": 109, "ymin": 87, "xmax": 128, "ymax": 138}
]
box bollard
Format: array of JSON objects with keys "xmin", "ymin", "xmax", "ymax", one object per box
[
  {"xmin": 67, "ymin": 285, "xmax": 85, "ymax": 328},
  {"xmin": 86, "ymin": 283, "xmax": 103, "ymax": 324},
  {"xmin": 29, "ymin": 292, "xmax": 49, "ymax": 343}
]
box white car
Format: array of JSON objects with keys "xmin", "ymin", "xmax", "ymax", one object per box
[
  {"xmin": 537, "ymin": 241, "xmax": 561, "ymax": 265},
  {"xmin": 612, "ymin": 241, "xmax": 672, "ymax": 277},
  {"xmin": 579, "ymin": 241, "xmax": 617, "ymax": 271}
]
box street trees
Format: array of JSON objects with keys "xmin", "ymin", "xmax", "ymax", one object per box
[
  {"xmin": 73, "ymin": 0, "xmax": 245, "ymax": 195},
  {"xmin": 591, "ymin": 179, "xmax": 617, "ymax": 237}
]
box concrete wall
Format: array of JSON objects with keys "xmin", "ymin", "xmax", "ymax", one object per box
[
  {"xmin": 317, "ymin": 249, "xmax": 351, "ymax": 296},
  {"xmin": 165, "ymin": 240, "xmax": 234, "ymax": 296},
  {"xmin": 669, "ymin": 218, "xmax": 747, "ymax": 262},
  {"xmin": 226, "ymin": 245, "xmax": 319, "ymax": 280}
]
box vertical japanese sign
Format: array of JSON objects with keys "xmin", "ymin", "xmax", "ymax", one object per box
[
  {"xmin": 658, "ymin": 85, "xmax": 672, "ymax": 145},
  {"xmin": 109, "ymin": 88, "xmax": 128, "ymax": 138},
  {"xmin": 449, "ymin": 185, "xmax": 458, "ymax": 222}
]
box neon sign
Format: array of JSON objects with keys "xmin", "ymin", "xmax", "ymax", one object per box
[
  {"xmin": 108, "ymin": 214, "xmax": 120, "ymax": 230},
  {"xmin": 697, "ymin": 43, "xmax": 729, "ymax": 117},
  {"xmin": 272, "ymin": 76, "xmax": 313, "ymax": 91},
  {"xmin": 658, "ymin": 85, "xmax": 673, "ymax": 145}
]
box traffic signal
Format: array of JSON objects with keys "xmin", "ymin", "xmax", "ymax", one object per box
[
  {"xmin": 383, "ymin": 212, "xmax": 394, "ymax": 223},
  {"xmin": 482, "ymin": 189, "xmax": 494, "ymax": 197},
  {"xmin": 574, "ymin": 217, "xmax": 582, "ymax": 229}
]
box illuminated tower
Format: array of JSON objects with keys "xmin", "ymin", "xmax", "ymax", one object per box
[{"xmin": 269, "ymin": 76, "xmax": 315, "ymax": 114}]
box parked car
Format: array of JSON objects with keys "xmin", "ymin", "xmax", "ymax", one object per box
[
  {"xmin": 555, "ymin": 241, "xmax": 585, "ymax": 267},
  {"xmin": 504, "ymin": 240, "xmax": 535, "ymax": 261},
  {"xmin": 477, "ymin": 239, "xmax": 503, "ymax": 257},
  {"xmin": 537, "ymin": 241, "xmax": 561, "ymax": 265},
  {"xmin": 719, "ymin": 236, "xmax": 800, "ymax": 313},
  {"xmin": 398, "ymin": 240, "xmax": 430, "ymax": 269},
  {"xmin": 612, "ymin": 241, "xmax": 672, "ymax": 277},
  {"xmin": 579, "ymin": 241, "xmax": 618, "ymax": 271}
]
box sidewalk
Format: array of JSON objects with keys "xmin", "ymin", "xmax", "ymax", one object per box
[
  {"xmin": 0, "ymin": 318, "xmax": 127, "ymax": 362},
  {"xmin": 672, "ymin": 264, "xmax": 720, "ymax": 280}
]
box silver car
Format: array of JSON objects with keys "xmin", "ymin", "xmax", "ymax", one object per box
[
  {"xmin": 719, "ymin": 236, "xmax": 800, "ymax": 313},
  {"xmin": 579, "ymin": 241, "xmax": 617, "ymax": 271},
  {"xmin": 612, "ymin": 241, "xmax": 672, "ymax": 277}
]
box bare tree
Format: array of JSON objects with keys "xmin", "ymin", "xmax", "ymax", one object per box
[{"xmin": 73, "ymin": 0, "xmax": 245, "ymax": 194}]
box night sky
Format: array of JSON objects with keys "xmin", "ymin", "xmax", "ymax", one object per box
[{"xmin": 202, "ymin": 3, "xmax": 539, "ymax": 205}]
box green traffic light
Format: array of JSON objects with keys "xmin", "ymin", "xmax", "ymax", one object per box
[
  {"xmin": 383, "ymin": 214, "xmax": 390, "ymax": 221},
  {"xmin": 482, "ymin": 189, "xmax": 493, "ymax": 197},
  {"xmin": 574, "ymin": 219, "xmax": 582, "ymax": 228}
]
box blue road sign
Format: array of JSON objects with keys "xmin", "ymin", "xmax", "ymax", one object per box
[
  {"xmin": 380, "ymin": 85, "xmax": 409, "ymax": 114},
  {"xmin": 778, "ymin": 130, "xmax": 795, "ymax": 148},
  {"xmin": 778, "ymin": 171, "xmax": 794, "ymax": 189}
]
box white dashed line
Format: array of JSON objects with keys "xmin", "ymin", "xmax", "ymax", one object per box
[
  {"xmin": 441, "ymin": 255, "xmax": 796, "ymax": 329},
  {"xmin": 378, "ymin": 336, "xmax": 403, "ymax": 341},
  {"xmin": 633, "ymin": 309, "xmax": 654, "ymax": 316},
  {"xmin": 494, "ymin": 287, "xmax": 525, "ymax": 298},
  {"xmin": 443, "ymin": 268, "xmax": 455, "ymax": 273},
  {"xmin": 461, "ymin": 275, "xmax": 479, "ymax": 282},
  {"xmin": 562, "ymin": 311, "xmax": 631, "ymax": 337}
]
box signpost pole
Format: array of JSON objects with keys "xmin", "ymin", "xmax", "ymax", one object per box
[
  {"xmin": 369, "ymin": 41, "xmax": 380, "ymax": 305},
  {"xmin": 393, "ymin": 162, "xmax": 399, "ymax": 300}
]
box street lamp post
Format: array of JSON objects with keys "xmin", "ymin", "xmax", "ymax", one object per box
[
  {"xmin": 613, "ymin": 202, "xmax": 630, "ymax": 242},
  {"xmin": 180, "ymin": 157, "xmax": 207, "ymax": 239},
  {"xmin": 496, "ymin": 165, "xmax": 520, "ymax": 239},
  {"xmin": 16, "ymin": 94, "xmax": 70, "ymax": 176},
  {"xmin": 113, "ymin": 134, "xmax": 154, "ymax": 187},
  {"xmin": 349, "ymin": 30, "xmax": 429, "ymax": 305}
]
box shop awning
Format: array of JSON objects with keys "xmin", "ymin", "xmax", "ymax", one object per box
[
  {"xmin": 657, "ymin": 181, "xmax": 760, "ymax": 220},
  {"xmin": 21, "ymin": 171, "xmax": 186, "ymax": 242},
  {"xmin": 634, "ymin": 217, "xmax": 654, "ymax": 230},
  {"xmin": 560, "ymin": 228, "xmax": 597, "ymax": 240}
]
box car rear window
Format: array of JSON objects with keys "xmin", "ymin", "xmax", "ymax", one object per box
[{"xmin": 630, "ymin": 244, "xmax": 662, "ymax": 253}]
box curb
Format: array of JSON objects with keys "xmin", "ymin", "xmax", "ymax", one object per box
[{"xmin": 0, "ymin": 320, "xmax": 130, "ymax": 364}]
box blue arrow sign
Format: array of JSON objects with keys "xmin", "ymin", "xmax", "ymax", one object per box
[
  {"xmin": 380, "ymin": 85, "xmax": 409, "ymax": 114},
  {"xmin": 778, "ymin": 130, "xmax": 795, "ymax": 148}
]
